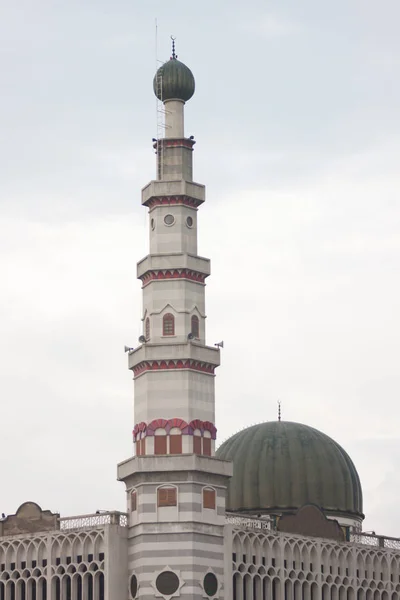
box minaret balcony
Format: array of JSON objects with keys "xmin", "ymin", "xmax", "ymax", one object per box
[
  {"xmin": 128, "ymin": 341, "xmax": 220, "ymax": 374},
  {"xmin": 137, "ymin": 253, "xmax": 210, "ymax": 282},
  {"xmin": 141, "ymin": 179, "xmax": 205, "ymax": 208}
]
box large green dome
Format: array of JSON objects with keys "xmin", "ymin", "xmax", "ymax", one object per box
[
  {"xmin": 153, "ymin": 58, "xmax": 195, "ymax": 103},
  {"xmin": 216, "ymin": 421, "xmax": 363, "ymax": 520}
]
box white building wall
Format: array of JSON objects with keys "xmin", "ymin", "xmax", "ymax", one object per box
[
  {"xmin": 134, "ymin": 369, "xmax": 216, "ymax": 426},
  {"xmin": 149, "ymin": 205, "xmax": 198, "ymax": 255},
  {"xmin": 228, "ymin": 526, "xmax": 400, "ymax": 600},
  {"xmin": 0, "ymin": 523, "xmax": 127, "ymax": 600}
]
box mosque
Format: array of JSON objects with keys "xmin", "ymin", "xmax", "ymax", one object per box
[{"xmin": 1, "ymin": 44, "xmax": 400, "ymax": 600}]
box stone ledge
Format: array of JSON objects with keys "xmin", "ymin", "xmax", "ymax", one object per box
[
  {"xmin": 128, "ymin": 342, "xmax": 220, "ymax": 370},
  {"xmin": 117, "ymin": 454, "xmax": 233, "ymax": 483},
  {"xmin": 137, "ymin": 253, "xmax": 210, "ymax": 279},
  {"xmin": 141, "ymin": 180, "xmax": 205, "ymax": 206}
]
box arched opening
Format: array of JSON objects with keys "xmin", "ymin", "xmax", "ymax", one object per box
[
  {"xmin": 154, "ymin": 428, "xmax": 167, "ymax": 455},
  {"xmin": 203, "ymin": 488, "xmax": 216, "ymax": 510},
  {"xmin": 203, "ymin": 431, "xmax": 212, "ymax": 456},
  {"xmin": 193, "ymin": 430, "xmax": 202, "ymax": 455},
  {"xmin": 191, "ymin": 315, "xmax": 199, "ymax": 338},
  {"xmin": 157, "ymin": 486, "xmax": 177, "ymax": 507},
  {"xmin": 145, "ymin": 317, "xmax": 150, "ymax": 341},
  {"xmin": 163, "ymin": 313, "xmax": 175, "ymax": 336},
  {"xmin": 130, "ymin": 490, "xmax": 137, "ymax": 512},
  {"xmin": 169, "ymin": 427, "xmax": 182, "ymax": 455}
]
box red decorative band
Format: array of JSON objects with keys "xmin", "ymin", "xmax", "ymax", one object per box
[
  {"xmin": 132, "ymin": 418, "xmax": 217, "ymax": 441},
  {"xmin": 144, "ymin": 195, "xmax": 203, "ymax": 209},
  {"xmin": 133, "ymin": 359, "xmax": 216, "ymax": 378},
  {"xmin": 140, "ymin": 269, "xmax": 207, "ymax": 286},
  {"xmin": 153, "ymin": 138, "xmax": 195, "ymax": 150}
]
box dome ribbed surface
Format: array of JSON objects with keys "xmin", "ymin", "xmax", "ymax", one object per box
[
  {"xmin": 153, "ymin": 58, "xmax": 195, "ymax": 102},
  {"xmin": 216, "ymin": 421, "xmax": 363, "ymax": 518}
]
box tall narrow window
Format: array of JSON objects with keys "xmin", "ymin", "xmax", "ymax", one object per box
[
  {"xmin": 191, "ymin": 315, "xmax": 199, "ymax": 338},
  {"xmin": 145, "ymin": 317, "xmax": 150, "ymax": 341},
  {"xmin": 163, "ymin": 313, "xmax": 175, "ymax": 336},
  {"xmin": 154, "ymin": 434, "xmax": 167, "ymax": 455},
  {"xmin": 131, "ymin": 491, "xmax": 137, "ymax": 512},
  {"xmin": 170, "ymin": 434, "xmax": 182, "ymax": 454},
  {"xmin": 193, "ymin": 435, "xmax": 202, "ymax": 455},
  {"xmin": 203, "ymin": 488, "xmax": 216, "ymax": 509},
  {"xmin": 203, "ymin": 437, "xmax": 211, "ymax": 456}
]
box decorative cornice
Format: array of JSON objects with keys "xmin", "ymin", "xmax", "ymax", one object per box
[
  {"xmin": 145, "ymin": 195, "xmax": 203, "ymax": 210},
  {"xmin": 133, "ymin": 359, "xmax": 216, "ymax": 378},
  {"xmin": 133, "ymin": 418, "xmax": 217, "ymax": 441},
  {"xmin": 153, "ymin": 138, "xmax": 195, "ymax": 150},
  {"xmin": 140, "ymin": 268, "xmax": 207, "ymax": 287}
]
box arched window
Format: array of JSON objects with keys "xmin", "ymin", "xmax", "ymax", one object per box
[
  {"xmin": 154, "ymin": 428, "xmax": 167, "ymax": 455},
  {"xmin": 157, "ymin": 486, "xmax": 177, "ymax": 507},
  {"xmin": 130, "ymin": 490, "xmax": 137, "ymax": 512},
  {"xmin": 191, "ymin": 315, "xmax": 199, "ymax": 338},
  {"xmin": 169, "ymin": 427, "xmax": 182, "ymax": 454},
  {"xmin": 193, "ymin": 430, "xmax": 202, "ymax": 455},
  {"xmin": 163, "ymin": 313, "xmax": 175, "ymax": 336},
  {"xmin": 203, "ymin": 487, "xmax": 216, "ymax": 510},
  {"xmin": 203, "ymin": 431, "xmax": 212, "ymax": 456},
  {"xmin": 145, "ymin": 317, "xmax": 150, "ymax": 341}
]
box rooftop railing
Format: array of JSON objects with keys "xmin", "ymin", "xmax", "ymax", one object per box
[
  {"xmin": 226, "ymin": 513, "xmax": 400, "ymax": 550},
  {"xmin": 59, "ymin": 511, "xmax": 128, "ymax": 531}
]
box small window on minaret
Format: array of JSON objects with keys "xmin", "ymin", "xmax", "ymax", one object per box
[
  {"xmin": 145, "ymin": 317, "xmax": 150, "ymax": 341},
  {"xmin": 131, "ymin": 491, "xmax": 137, "ymax": 512},
  {"xmin": 170, "ymin": 433, "xmax": 182, "ymax": 454},
  {"xmin": 191, "ymin": 315, "xmax": 199, "ymax": 338},
  {"xmin": 193, "ymin": 434, "xmax": 202, "ymax": 455},
  {"xmin": 154, "ymin": 434, "xmax": 167, "ymax": 455},
  {"xmin": 163, "ymin": 313, "xmax": 175, "ymax": 336},
  {"xmin": 203, "ymin": 488, "xmax": 216, "ymax": 510},
  {"xmin": 157, "ymin": 487, "xmax": 177, "ymax": 507},
  {"xmin": 203, "ymin": 437, "xmax": 211, "ymax": 456}
]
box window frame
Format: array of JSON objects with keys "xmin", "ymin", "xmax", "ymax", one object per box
[
  {"xmin": 157, "ymin": 487, "xmax": 177, "ymax": 507},
  {"xmin": 191, "ymin": 315, "xmax": 199, "ymax": 338},
  {"xmin": 163, "ymin": 313, "xmax": 175, "ymax": 336}
]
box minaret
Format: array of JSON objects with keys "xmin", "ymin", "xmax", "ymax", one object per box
[
  {"xmin": 118, "ymin": 43, "xmax": 232, "ymax": 600},
  {"xmin": 129, "ymin": 44, "xmax": 220, "ymax": 457}
]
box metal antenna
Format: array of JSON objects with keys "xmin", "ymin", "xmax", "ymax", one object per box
[
  {"xmin": 171, "ymin": 35, "xmax": 176, "ymax": 59},
  {"xmin": 278, "ymin": 401, "xmax": 282, "ymax": 422}
]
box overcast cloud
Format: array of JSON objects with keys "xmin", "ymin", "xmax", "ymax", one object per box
[{"xmin": 1, "ymin": 0, "xmax": 400, "ymax": 536}]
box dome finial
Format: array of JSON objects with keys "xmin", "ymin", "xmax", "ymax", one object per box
[
  {"xmin": 171, "ymin": 35, "xmax": 177, "ymax": 59},
  {"xmin": 278, "ymin": 400, "xmax": 282, "ymax": 422}
]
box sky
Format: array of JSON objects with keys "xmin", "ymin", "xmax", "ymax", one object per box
[{"xmin": 1, "ymin": 0, "xmax": 400, "ymax": 535}]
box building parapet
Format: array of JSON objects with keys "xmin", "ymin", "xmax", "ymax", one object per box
[
  {"xmin": 59, "ymin": 511, "xmax": 128, "ymax": 531},
  {"xmin": 226, "ymin": 512, "xmax": 400, "ymax": 550}
]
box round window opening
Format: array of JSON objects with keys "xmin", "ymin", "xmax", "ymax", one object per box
[
  {"xmin": 156, "ymin": 571, "xmax": 180, "ymax": 596},
  {"xmin": 130, "ymin": 574, "xmax": 138, "ymax": 599},
  {"xmin": 203, "ymin": 573, "xmax": 218, "ymax": 597},
  {"xmin": 164, "ymin": 214, "xmax": 175, "ymax": 226},
  {"xmin": 186, "ymin": 216, "xmax": 193, "ymax": 228},
  {"xmin": 151, "ymin": 218, "xmax": 155, "ymax": 230}
]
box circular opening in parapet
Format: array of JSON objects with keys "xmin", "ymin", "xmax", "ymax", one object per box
[
  {"xmin": 151, "ymin": 218, "xmax": 155, "ymax": 230},
  {"xmin": 156, "ymin": 571, "xmax": 180, "ymax": 596},
  {"xmin": 164, "ymin": 214, "xmax": 175, "ymax": 226},
  {"xmin": 203, "ymin": 573, "xmax": 218, "ymax": 597},
  {"xmin": 130, "ymin": 574, "xmax": 138, "ymax": 598},
  {"xmin": 186, "ymin": 216, "xmax": 193, "ymax": 228}
]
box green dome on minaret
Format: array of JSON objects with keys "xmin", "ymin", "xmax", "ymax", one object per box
[{"xmin": 153, "ymin": 51, "xmax": 195, "ymax": 103}]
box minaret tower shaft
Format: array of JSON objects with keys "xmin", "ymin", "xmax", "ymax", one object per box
[
  {"xmin": 118, "ymin": 43, "xmax": 232, "ymax": 600},
  {"xmin": 129, "ymin": 47, "xmax": 220, "ymax": 456}
]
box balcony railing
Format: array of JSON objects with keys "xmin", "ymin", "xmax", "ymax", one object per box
[
  {"xmin": 59, "ymin": 511, "xmax": 128, "ymax": 531},
  {"xmin": 226, "ymin": 513, "xmax": 400, "ymax": 550}
]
